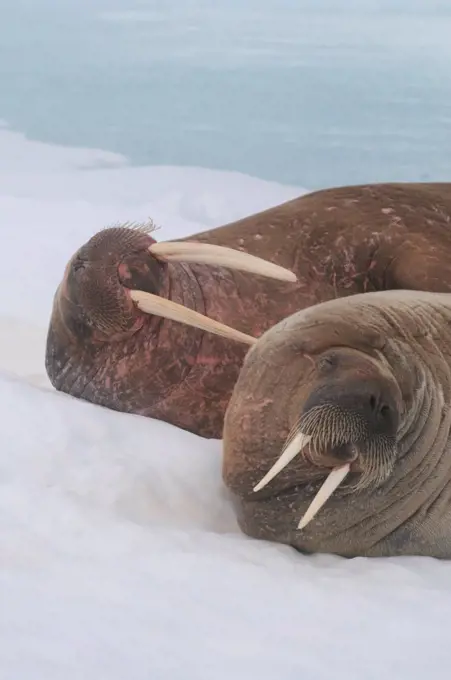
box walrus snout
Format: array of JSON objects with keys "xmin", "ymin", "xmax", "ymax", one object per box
[
  {"xmin": 300, "ymin": 376, "xmax": 400, "ymax": 444},
  {"xmin": 314, "ymin": 442, "xmax": 358, "ymax": 465},
  {"xmin": 60, "ymin": 226, "xmax": 161, "ymax": 339}
]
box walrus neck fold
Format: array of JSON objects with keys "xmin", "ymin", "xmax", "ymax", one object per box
[{"xmin": 161, "ymin": 259, "xmax": 297, "ymax": 343}]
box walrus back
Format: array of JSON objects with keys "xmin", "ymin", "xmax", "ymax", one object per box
[
  {"xmin": 259, "ymin": 289, "xmax": 451, "ymax": 347},
  {"xmin": 182, "ymin": 182, "xmax": 451, "ymax": 248}
]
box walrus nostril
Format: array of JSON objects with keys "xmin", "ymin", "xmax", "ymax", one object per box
[
  {"xmin": 368, "ymin": 393, "xmax": 391, "ymax": 421},
  {"xmin": 380, "ymin": 404, "xmax": 391, "ymax": 418},
  {"xmin": 369, "ymin": 394, "xmax": 389, "ymax": 413},
  {"xmin": 363, "ymin": 391, "xmax": 396, "ymax": 433}
]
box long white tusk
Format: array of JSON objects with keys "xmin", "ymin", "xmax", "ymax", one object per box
[
  {"xmin": 129, "ymin": 289, "xmax": 257, "ymax": 346},
  {"xmin": 253, "ymin": 432, "xmax": 312, "ymax": 492},
  {"xmin": 297, "ymin": 464, "xmax": 350, "ymax": 530},
  {"xmin": 149, "ymin": 241, "xmax": 297, "ymax": 283}
]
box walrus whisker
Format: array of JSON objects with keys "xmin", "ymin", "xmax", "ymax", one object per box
[
  {"xmin": 297, "ymin": 464, "xmax": 351, "ymax": 530},
  {"xmin": 104, "ymin": 218, "xmax": 160, "ymax": 235},
  {"xmin": 129, "ymin": 289, "xmax": 257, "ymax": 346},
  {"xmin": 348, "ymin": 440, "xmax": 395, "ymax": 492},
  {"xmin": 149, "ymin": 241, "xmax": 298, "ymax": 283},
  {"xmin": 253, "ymin": 432, "xmax": 312, "ymax": 492}
]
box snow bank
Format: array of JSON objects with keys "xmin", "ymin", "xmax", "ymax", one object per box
[{"xmin": 1, "ymin": 125, "xmax": 451, "ymax": 679}]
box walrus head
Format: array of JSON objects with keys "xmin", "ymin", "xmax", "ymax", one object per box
[
  {"xmin": 52, "ymin": 222, "xmax": 296, "ymax": 345},
  {"xmin": 46, "ymin": 221, "xmax": 298, "ymax": 437},
  {"xmin": 222, "ymin": 295, "xmax": 415, "ymax": 544}
]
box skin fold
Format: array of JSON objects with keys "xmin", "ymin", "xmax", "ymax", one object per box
[{"xmin": 46, "ymin": 182, "xmax": 451, "ymax": 438}]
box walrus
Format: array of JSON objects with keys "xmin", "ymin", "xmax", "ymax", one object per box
[
  {"xmin": 45, "ymin": 182, "xmax": 451, "ymax": 439},
  {"xmin": 222, "ymin": 288, "xmax": 451, "ymax": 559}
]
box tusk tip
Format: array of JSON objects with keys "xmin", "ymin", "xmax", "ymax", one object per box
[
  {"xmin": 252, "ymin": 480, "xmax": 265, "ymax": 493},
  {"xmin": 252, "ymin": 432, "xmax": 313, "ymax": 494},
  {"xmin": 253, "ymin": 472, "xmax": 274, "ymax": 492},
  {"xmin": 296, "ymin": 463, "xmax": 351, "ymax": 531},
  {"xmin": 297, "ymin": 514, "xmax": 314, "ymax": 530},
  {"xmin": 284, "ymin": 270, "xmax": 298, "ymax": 283}
]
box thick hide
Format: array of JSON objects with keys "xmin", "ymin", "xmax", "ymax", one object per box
[{"xmin": 46, "ymin": 182, "xmax": 451, "ymax": 438}]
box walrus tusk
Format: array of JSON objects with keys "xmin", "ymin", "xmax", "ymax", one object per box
[
  {"xmin": 149, "ymin": 241, "xmax": 298, "ymax": 283},
  {"xmin": 297, "ymin": 464, "xmax": 350, "ymax": 530},
  {"xmin": 253, "ymin": 431, "xmax": 312, "ymax": 492},
  {"xmin": 129, "ymin": 289, "xmax": 257, "ymax": 346}
]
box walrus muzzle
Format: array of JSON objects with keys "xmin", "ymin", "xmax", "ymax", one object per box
[
  {"xmin": 64, "ymin": 224, "xmax": 298, "ymax": 346},
  {"xmin": 253, "ymin": 378, "xmax": 399, "ymax": 529}
]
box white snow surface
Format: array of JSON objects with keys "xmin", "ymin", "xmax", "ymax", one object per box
[{"xmin": 1, "ymin": 125, "xmax": 451, "ymax": 679}]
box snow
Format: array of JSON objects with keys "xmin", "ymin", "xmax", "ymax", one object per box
[{"xmin": 2, "ymin": 127, "xmax": 451, "ymax": 679}]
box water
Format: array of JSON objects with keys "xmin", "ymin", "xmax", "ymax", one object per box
[{"xmin": 1, "ymin": 0, "xmax": 451, "ymax": 188}]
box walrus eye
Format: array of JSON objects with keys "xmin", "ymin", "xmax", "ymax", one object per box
[
  {"xmin": 129, "ymin": 289, "xmax": 257, "ymax": 346},
  {"xmin": 148, "ymin": 241, "xmax": 297, "ymax": 283},
  {"xmin": 318, "ymin": 353, "xmax": 338, "ymax": 372}
]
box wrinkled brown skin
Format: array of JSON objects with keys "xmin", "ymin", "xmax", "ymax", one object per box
[
  {"xmin": 222, "ymin": 290, "xmax": 451, "ymax": 559},
  {"xmin": 46, "ymin": 182, "xmax": 451, "ymax": 438}
]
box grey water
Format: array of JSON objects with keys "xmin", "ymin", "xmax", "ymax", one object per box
[{"xmin": 1, "ymin": 0, "xmax": 451, "ymax": 189}]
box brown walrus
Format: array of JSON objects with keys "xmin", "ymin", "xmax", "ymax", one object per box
[
  {"xmin": 45, "ymin": 182, "xmax": 451, "ymax": 439},
  {"xmin": 222, "ymin": 289, "xmax": 451, "ymax": 559}
]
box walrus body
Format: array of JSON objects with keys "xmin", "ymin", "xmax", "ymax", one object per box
[
  {"xmin": 46, "ymin": 182, "xmax": 451, "ymax": 438},
  {"xmin": 222, "ymin": 289, "xmax": 451, "ymax": 559}
]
